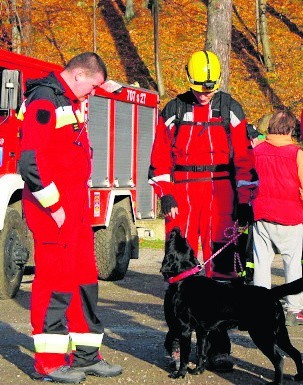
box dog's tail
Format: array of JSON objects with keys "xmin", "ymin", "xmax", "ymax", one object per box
[{"xmin": 270, "ymin": 277, "xmax": 303, "ymax": 300}]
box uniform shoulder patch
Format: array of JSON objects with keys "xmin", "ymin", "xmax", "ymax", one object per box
[{"xmin": 37, "ymin": 109, "xmax": 51, "ymax": 124}]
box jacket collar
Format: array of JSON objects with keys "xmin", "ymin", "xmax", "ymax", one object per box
[{"xmin": 266, "ymin": 134, "xmax": 294, "ymax": 147}]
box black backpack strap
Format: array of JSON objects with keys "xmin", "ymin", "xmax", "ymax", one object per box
[
  {"xmin": 172, "ymin": 96, "xmax": 188, "ymax": 147},
  {"xmin": 218, "ymin": 92, "xmax": 233, "ymax": 159},
  {"xmin": 211, "ymin": 92, "xmax": 237, "ymax": 202},
  {"xmin": 219, "ymin": 92, "xmax": 231, "ymax": 133},
  {"xmin": 174, "ymin": 97, "xmax": 185, "ymax": 127},
  {"xmin": 172, "ymin": 91, "xmax": 198, "ymax": 143}
]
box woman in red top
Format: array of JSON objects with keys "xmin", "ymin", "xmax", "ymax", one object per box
[{"xmin": 253, "ymin": 109, "xmax": 303, "ymax": 326}]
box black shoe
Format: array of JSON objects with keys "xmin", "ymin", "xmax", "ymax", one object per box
[
  {"xmin": 73, "ymin": 359, "xmax": 122, "ymax": 377},
  {"xmin": 207, "ymin": 353, "xmax": 234, "ymax": 373},
  {"xmin": 32, "ymin": 366, "xmax": 86, "ymax": 383}
]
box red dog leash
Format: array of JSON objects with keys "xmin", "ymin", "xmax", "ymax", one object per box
[
  {"xmin": 167, "ymin": 222, "xmax": 248, "ymax": 284},
  {"xmin": 168, "ymin": 265, "xmax": 202, "ymax": 284}
]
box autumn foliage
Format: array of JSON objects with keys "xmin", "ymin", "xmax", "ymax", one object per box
[{"xmin": 1, "ymin": 0, "xmax": 303, "ymax": 126}]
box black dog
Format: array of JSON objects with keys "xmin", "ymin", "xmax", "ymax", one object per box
[{"xmin": 161, "ymin": 228, "xmax": 303, "ymax": 385}]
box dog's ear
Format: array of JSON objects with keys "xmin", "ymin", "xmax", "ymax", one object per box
[
  {"xmin": 169, "ymin": 228, "xmax": 199, "ymax": 267},
  {"xmin": 160, "ymin": 228, "xmax": 182, "ymax": 276},
  {"xmin": 165, "ymin": 227, "xmax": 188, "ymax": 255},
  {"xmin": 160, "ymin": 227, "xmax": 200, "ymax": 277},
  {"xmin": 160, "ymin": 252, "xmax": 177, "ymax": 275}
]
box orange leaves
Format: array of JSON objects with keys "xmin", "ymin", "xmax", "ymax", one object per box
[{"xmin": 7, "ymin": 0, "xmax": 303, "ymax": 123}]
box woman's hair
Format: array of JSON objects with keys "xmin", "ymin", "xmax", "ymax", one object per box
[{"xmin": 268, "ymin": 109, "xmax": 296, "ymax": 135}]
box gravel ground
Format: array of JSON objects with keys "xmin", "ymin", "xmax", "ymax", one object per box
[{"xmin": 0, "ymin": 247, "xmax": 302, "ymax": 385}]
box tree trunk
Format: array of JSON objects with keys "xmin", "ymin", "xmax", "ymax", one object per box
[
  {"xmin": 8, "ymin": 0, "xmax": 21, "ymax": 53},
  {"xmin": 0, "ymin": 0, "xmax": 12, "ymax": 49},
  {"xmin": 93, "ymin": 0, "xmax": 97, "ymax": 52},
  {"xmin": 125, "ymin": 0, "xmax": 135, "ymax": 21},
  {"xmin": 152, "ymin": 0, "xmax": 165, "ymax": 97},
  {"xmin": 21, "ymin": 0, "xmax": 32, "ymax": 55},
  {"xmin": 255, "ymin": 0, "xmax": 261, "ymax": 48},
  {"xmin": 258, "ymin": 0, "xmax": 274, "ymax": 71},
  {"xmin": 205, "ymin": 0, "xmax": 232, "ymax": 92}
]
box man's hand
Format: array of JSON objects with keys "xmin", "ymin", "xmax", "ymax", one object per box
[
  {"xmin": 51, "ymin": 206, "xmax": 66, "ymax": 228},
  {"xmin": 168, "ymin": 206, "xmax": 179, "ymax": 219},
  {"xmin": 160, "ymin": 195, "xmax": 178, "ymax": 219}
]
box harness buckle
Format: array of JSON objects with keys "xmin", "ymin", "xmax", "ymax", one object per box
[{"xmin": 193, "ymin": 165, "xmax": 206, "ymax": 172}]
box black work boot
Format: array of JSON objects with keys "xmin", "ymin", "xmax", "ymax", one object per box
[
  {"xmin": 32, "ymin": 366, "xmax": 86, "ymax": 383},
  {"xmin": 72, "ymin": 359, "xmax": 122, "ymax": 377}
]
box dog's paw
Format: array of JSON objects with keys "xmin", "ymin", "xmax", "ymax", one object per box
[
  {"xmin": 188, "ymin": 366, "xmax": 205, "ymax": 375},
  {"xmin": 168, "ymin": 370, "xmax": 186, "ymax": 379}
]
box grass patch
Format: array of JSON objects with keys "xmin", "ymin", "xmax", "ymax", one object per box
[{"xmin": 139, "ymin": 238, "xmax": 164, "ymax": 249}]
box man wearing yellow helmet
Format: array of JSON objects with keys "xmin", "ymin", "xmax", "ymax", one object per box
[
  {"xmin": 149, "ymin": 50, "xmax": 257, "ymax": 373},
  {"xmin": 186, "ymin": 50, "xmax": 222, "ymax": 93}
]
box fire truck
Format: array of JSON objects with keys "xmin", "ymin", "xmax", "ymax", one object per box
[{"xmin": 0, "ymin": 49, "xmax": 158, "ymax": 299}]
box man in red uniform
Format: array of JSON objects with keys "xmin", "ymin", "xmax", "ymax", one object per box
[
  {"xmin": 149, "ymin": 50, "xmax": 257, "ymax": 372},
  {"xmin": 18, "ymin": 52, "xmax": 122, "ymax": 383}
]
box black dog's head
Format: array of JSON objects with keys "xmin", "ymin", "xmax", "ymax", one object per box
[{"xmin": 160, "ymin": 227, "xmax": 200, "ymax": 279}]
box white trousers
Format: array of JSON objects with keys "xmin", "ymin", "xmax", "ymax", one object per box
[{"xmin": 253, "ymin": 220, "xmax": 303, "ymax": 311}]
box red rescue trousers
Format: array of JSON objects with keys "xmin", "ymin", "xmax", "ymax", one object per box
[
  {"xmin": 165, "ymin": 178, "xmax": 237, "ymax": 278},
  {"xmin": 23, "ymin": 185, "xmax": 103, "ymax": 374}
]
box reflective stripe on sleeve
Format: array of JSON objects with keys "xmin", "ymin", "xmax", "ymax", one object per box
[
  {"xmin": 230, "ymin": 110, "xmax": 241, "ymax": 128},
  {"xmin": 55, "ymin": 106, "xmax": 78, "ymax": 128},
  {"xmin": 69, "ymin": 332, "xmax": 104, "ymax": 350},
  {"xmin": 34, "ymin": 333, "xmax": 70, "ymax": 353},
  {"xmin": 32, "ymin": 182, "xmax": 60, "ymax": 208},
  {"xmin": 148, "ymin": 174, "xmax": 171, "ymax": 185},
  {"xmin": 164, "ymin": 111, "xmax": 194, "ymax": 129}
]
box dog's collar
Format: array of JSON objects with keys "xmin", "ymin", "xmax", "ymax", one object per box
[{"xmin": 168, "ymin": 265, "xmax": 202, "ymax": 284}]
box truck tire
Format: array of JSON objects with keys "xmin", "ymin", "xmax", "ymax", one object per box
[
  {"xmin": 0, "ymin": 208, "xmax": 29, "ymax": 299},
  {"xmin": 94, "ymin": 205, "xmax": 132, "ymax": 281},
  {"xmin": 119, "ymin": 197, "xmax": 139, "ymax": 260}
]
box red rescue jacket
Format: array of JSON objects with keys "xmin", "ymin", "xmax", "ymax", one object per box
[
  {"xmin": 148, "ymin": 90, "xmax": 256, "ymax": 204},
  {"xmin": 18, "ymin": 72, "xmax": 91, "ymax": 213}
]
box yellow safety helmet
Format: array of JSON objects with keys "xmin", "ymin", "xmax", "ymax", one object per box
[{"xmin": 185, "ymin": 50, "xmax": 221, "ymax": 92}]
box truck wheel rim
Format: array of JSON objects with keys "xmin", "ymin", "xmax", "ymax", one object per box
[{"xmin": 4, "ymin": 228, "xmax": 21, "ymax": 282}]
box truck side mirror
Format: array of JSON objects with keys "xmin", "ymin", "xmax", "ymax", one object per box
[{"xmin": 0, "ymin": 70, "xmax": 19, "ymax": 110}]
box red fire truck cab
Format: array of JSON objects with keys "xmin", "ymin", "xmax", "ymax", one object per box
[{"xmin": 0, "ymin": 49, "xmax": 158, "ymax": 299}]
